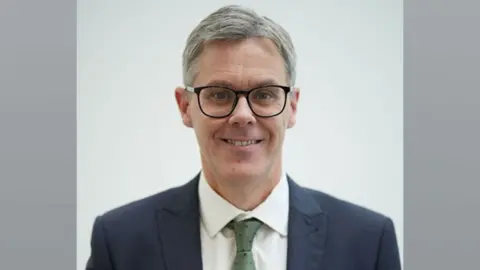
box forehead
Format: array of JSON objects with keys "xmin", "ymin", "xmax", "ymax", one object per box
[{"xmin": 194, "ymin": 37, "xmax": 287, "ymax": 88}]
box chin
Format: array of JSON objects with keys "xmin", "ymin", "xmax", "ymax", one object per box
[{"xmin": 220, "ymin": 162, "xmax": 264, "ymax": 178}]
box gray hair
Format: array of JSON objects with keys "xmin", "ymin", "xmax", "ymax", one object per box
[{"xmin": 182, "ymin": 5, "xmax": 297, "ymax": 86}]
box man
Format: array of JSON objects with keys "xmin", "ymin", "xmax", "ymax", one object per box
[{"xmin": 86, "ymin": 4, "xmax": 401, "ymax": 270}]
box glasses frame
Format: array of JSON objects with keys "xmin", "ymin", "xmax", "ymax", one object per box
[{"xmin": 185, "ymin": 84, "xmax": 293, "ymax": 118}]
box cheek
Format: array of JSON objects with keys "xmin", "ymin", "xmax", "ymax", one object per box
[
  {"xmin": 263, "ymin": 120, "xmax": 286, "ymax": 143},
  {"xmin": 190, "ymin": 116, "xmax": 209, "ymax": 144},
  {"xmin": 194, "ymin": 123, "xmax": 211, "ymax": 143},
  {"xmin": 193, "ymin": 118, "xmax": 223, "ymax": 144}
]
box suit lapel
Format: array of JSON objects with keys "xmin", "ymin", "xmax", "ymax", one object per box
[
  {"xmin": 287, "ymin": 177, "xmax": 327, "ymax": 270},
  {"xmin": 156, "ymin": 175, "xmax": 203, "ymax": 270}
]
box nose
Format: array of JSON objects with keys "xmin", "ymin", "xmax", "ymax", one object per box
[{"xmin": 228, "ymin": 96, "xmax": 256, "ymax": 126}]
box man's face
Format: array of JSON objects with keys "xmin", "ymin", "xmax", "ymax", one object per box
[{"xmin": 175, "ymin": 37, "xmax": 299, "ymax": 183}]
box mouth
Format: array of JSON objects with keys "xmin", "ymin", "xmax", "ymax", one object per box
[{"xmin": 221, "ymin": 139, "xmax": 263, "ymax": 147}]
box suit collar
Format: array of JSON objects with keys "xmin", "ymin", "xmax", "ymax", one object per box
[
  {"xmin": 287, "ymin": 175, "xmax": 324, "ymax": 216},
  {"xmin": 155, "ymin": 175, "xmax": 200, "ymax": 214}
]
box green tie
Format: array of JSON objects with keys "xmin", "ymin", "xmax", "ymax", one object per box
[{"xmin": 228, "ymin": 218, "xmax": 263, "ymax": 270}]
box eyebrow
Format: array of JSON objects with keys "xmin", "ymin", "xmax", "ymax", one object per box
[{"xmin": 203, "ymin": 79, "xmax": 282, "ymax": 89}]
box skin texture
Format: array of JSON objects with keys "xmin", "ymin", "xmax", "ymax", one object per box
[{"xmin": 175, "ymin": 37, "xmax": 299, "ymax": 210}]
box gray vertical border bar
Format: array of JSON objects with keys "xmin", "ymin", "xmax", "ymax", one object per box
[
  {"xmin": 0, "ymin": 0, "xmax": 76, "ymax": 269},
  {"xmin": 405, "ymin": 0, "xmax": 480, "ymax": 269}
]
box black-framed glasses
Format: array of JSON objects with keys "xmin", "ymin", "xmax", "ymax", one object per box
[{"xmin": 185, "ymin": 85, "xmax": 292, "ymax": 118}]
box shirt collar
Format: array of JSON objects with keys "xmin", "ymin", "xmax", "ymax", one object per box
[{"xmin": 198, "ymin": 171, "xmax": 289, "ymax": 238}]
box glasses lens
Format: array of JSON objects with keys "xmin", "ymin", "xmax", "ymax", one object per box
[
  {"xmin": 199, "ymin": 87, "xmax": 236, "ymax": 117},
  {"xmin": 249, "ymin": 86, "xmax": 286, "ymax": 116}
]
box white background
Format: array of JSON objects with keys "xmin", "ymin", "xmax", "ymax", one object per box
[{"xmin": 77, "ymin": 1, "xmax": 403, "ymax": 269}]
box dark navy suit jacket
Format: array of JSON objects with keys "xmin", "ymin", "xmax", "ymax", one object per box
[{"xmin": 86, "ymin": 174, "xmax": 401, "ymax": 270}]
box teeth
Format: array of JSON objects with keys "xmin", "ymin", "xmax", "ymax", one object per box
[{"xmin": 226, "ymin": 140, "xmax": 257, "ymax": 146}]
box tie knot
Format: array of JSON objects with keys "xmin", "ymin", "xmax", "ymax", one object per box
[{"xmin": 228, "ymin": 218, "xmax": 263, "ymax": 252}]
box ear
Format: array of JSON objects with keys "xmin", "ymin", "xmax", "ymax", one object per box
[
  {"xmin": 287, "ymin": 88, "xmax": 300, "ymax": 129},
  {"xmin": 174, "ymin": 87, "xmax": 193, "ymax": 128}
]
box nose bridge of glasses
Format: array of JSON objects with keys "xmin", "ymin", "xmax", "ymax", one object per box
[
  {"xmin": 231, "ymin": 92, "xmax": 253, "ymax": 114},
  {"xmin": 233, "ymin": 89, "xmax": 251, "ymax": 100}
]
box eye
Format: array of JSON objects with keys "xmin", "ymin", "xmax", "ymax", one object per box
[
  {"xmin": 255, "ymin": 91, "xmax": 273, "ymax": 99},
  {"xmin": 202, "ymin": 87, "xmax": 234, "ymax": 102},
  {"xmin": 252, "ymin": 87, "xmax": 279, "ymax": 100},
  {"xmin": 213, "ymin": 91, "xmax": 230, "ymax": 99}
]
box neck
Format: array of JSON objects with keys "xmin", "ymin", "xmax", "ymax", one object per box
[{"xmin": 202, "ymin": 164, "xmax": 282, "ymax": 211}]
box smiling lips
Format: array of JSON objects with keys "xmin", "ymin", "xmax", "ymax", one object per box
[{"xmin": 222, "ymin": 139, "xmax": 263, "ymax": 146}]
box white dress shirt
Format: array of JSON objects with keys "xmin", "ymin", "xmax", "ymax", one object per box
[{"xmin": 198, "ymin": 171, "xmax": 289, "ymax": 270}]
